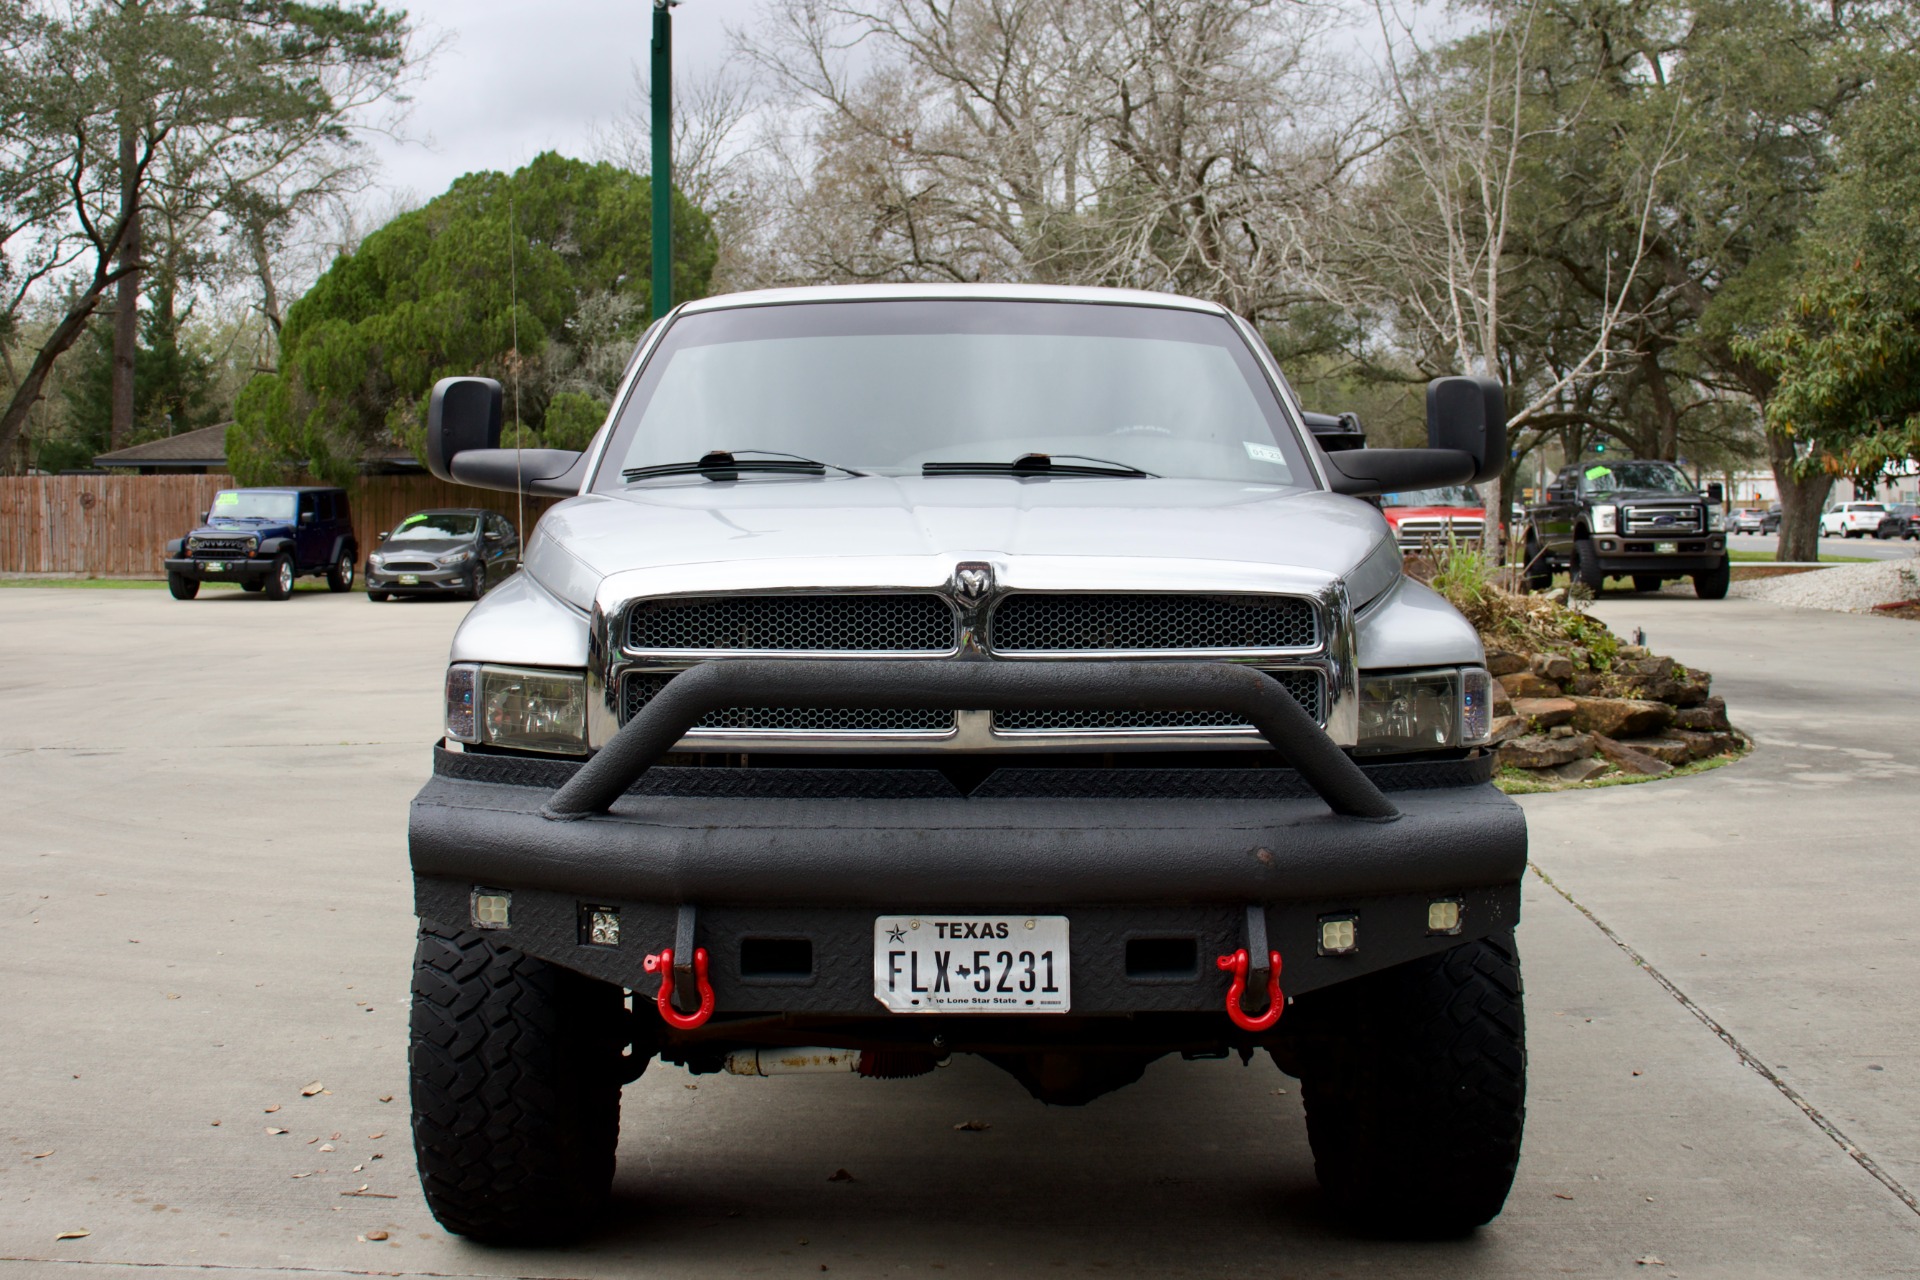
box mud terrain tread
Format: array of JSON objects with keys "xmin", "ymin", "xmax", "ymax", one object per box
[
  {"xmin": 1297, "ymin": 933, "xmax": 1525, "ymax": 1236},
  {"xmin": 409, "ymin": 922, "xmax": 624, "ymax": 1243}
]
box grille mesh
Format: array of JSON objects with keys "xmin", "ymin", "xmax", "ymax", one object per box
[
  {"xmin": 190, "ymin": 537, "xmax": 249, "ymax": 556},
  {"xmin": 989, "ymin": 593, "xmax": 1315, "ymax": 652},
  {"xmin": 621, "ymin": 673, "xmax": 953, "ymax": 733},
  {"xmin": 626, "ymin": 594, "xmax": 955, "ymax": 652},
  {"xmin": 993, "ymin": 669, "xmax": 1323, "ymax": 732}
]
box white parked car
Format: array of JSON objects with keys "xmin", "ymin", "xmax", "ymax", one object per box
[{"xmin": 1820, "ymin": 502, "xmax": 1889, "ymax": 538}]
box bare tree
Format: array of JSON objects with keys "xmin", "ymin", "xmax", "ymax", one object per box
[{"xmin": 736, "ymin": 0, "xmax": 1372, "ymax": 321}]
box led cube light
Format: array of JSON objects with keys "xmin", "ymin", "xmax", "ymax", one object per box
[
  {"xmin": 470, "ymin": 888, "xmax": 511, "ymax": 930},
  {"xmin": 1427, "ymin": 899, "xmax": 1463, "ymax": 935},
  {"xmin": 580, "ymin": 905, "xmax": 621, "ymax": 948},
  {"xmin": 1319, "ymin": 914, "xmax": 1358, "ymax": 955}
]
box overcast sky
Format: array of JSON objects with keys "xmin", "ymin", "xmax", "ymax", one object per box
[{"xmin": 366, "ymin": 0, "xmax": 766, "ymax": 204}]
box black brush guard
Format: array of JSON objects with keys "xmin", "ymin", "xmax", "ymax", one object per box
[{"xmin": 409, "ymin": 659, "xmax": 1526, "ymax": 1011}]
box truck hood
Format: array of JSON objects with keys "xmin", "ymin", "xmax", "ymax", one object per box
[
  {"xmin": 190, "ymin": 519, "xmax": 293, "ymax": 539},
  {"xmin": 1588, "ymin": 489, "xmax": 1704, "ymax": 504},
  {"xmin": 524, "ymin": 476, "xmax": 1396, "ymax": 609}
]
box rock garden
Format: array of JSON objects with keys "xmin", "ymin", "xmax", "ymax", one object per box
[{"xmin": 1412, "ymin": 549, "xmax": 1747, "ymax": 792}]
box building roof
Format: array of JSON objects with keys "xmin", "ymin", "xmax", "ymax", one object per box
[
  {"xmin": 92, "ymin": 424, "xmax": 232, "ymax": 468},
  {"xmin": 92, "ymin": 424, "xmax": 419, "ymax": 472}
]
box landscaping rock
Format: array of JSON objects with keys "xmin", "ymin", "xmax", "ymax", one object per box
[
  {"xmin": 1530, "ymin": 652, "xmax": 1575, "ymax": 683},
  {"xmin": 1549, "ymin": 757, "xmax": 1610, "ymax": 784},
  {"xmin": 1672, "ymin": 728, "xmax": 1739, "ymax": 761},
  {"xmin": 1498, "ymin": 732, "xmax": 1594, "ymax": 769},
  {"xmin": 1489, "ymin": 714, "xmax": 1528, "ymax": 745},
  {"xmin": 1567, "ymin": 696, "xmax": 1673, "ymax": 738},
  {"xmin": 1593, "ymin": 734, "xmax": 1673, "ymax": 776},
  {"xmin": 1620, "ymin": 654, "xmax": 1712, "ymax": 705},
  {"xmin": 1674, "ymin": 696, "xmax": 1732, "ymax": 732},
  {"xmin": 1499, "ymin": 670, "xmax": 1563, "ymax": 699},
  {"xmin": 1622, "ymin": 736, "xmax": 1693, "ymax": 766},
  {"xmin": 1548, "ymin": 724, "xmax": 1575, "ymax": 739},
  {"xmin": 1566, "ymin": 672, "xmax": 1607, "ymax": 697},
  {"xmin": 1511, "ymin": 696, "xmax": 1576, "ymax": 729},
  {"xmin": 1485, "ymin": 650, "xmax": 1528, "ymax": 677}
]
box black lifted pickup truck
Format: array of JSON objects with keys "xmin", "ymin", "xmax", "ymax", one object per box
[{"xmin": 1522, "ymin": 459, "xmax": 1729, "ymax": 598}]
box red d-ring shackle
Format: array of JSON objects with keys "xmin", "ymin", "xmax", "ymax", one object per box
[
  {"xmin": 643, "ymin": 947, "xmax": 715, "ymax": 1030},
  {"xmin": 1215, "ymin": 948, "xmax": 1284, "ymax": 1032}
]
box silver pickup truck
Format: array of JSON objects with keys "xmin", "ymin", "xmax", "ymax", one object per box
[{"xmin": 407, "ymin": 284, "xmax": 1527, "ymax": 1243}]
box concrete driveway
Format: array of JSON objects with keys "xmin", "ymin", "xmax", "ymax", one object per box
[{"xmin": 2, "ymin": 586, "xmax": 1916, "ymax": 1278}]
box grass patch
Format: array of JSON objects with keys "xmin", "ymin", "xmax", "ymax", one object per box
[
  {"xmin": 0, "ymin": 575, "xmax": 335, "ymax": 592},
  {"xmin": 1494, "ymin": 747, "xmax": 1746, "ymax": 795},
  {"xmin": 1, "ymin": 576, "xmax": 169, "ymax": 589},
  {"xmin": 1728, "ymin": 550, "xmax": 1870, "ymax": 564}
]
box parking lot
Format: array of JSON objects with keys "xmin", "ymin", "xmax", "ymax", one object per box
[{"xmin": 3, "ymin": 585, "xmax": 1918, "ymax": 1279}]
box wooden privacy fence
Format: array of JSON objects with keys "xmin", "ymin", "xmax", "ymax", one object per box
[{"xmin": 0, "ymin": 474, "xmax": 558, "ymax": 578}]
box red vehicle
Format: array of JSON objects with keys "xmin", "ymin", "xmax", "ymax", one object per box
[{"xmin": 1380, "ymin": 485, "xmax": 1488, "ymax": 552}]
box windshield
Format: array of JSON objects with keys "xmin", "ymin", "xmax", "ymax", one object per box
[
  {"xmin": 208, "ymin": 490, "xmax": 295, "ymax": 522},
  {"xmin": 389, "ymin": 512, "xmax": 478, "ymax": 540},
  {"xmin": 595, "ymin": 300, "xmax": 1310, "ymax": 489},
  {"xmin": 1381, "ymin": 485, "xmax": 1482, "ymax": 508},
  {"xmin": 1579, "ymin": 462, "xmax": 1693, "ymax": 495}
]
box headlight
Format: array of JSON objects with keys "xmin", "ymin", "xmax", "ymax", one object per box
[
  {"xmin": 1707, "ymin": 509, "xmax": 1725, "ymax": 531},
  {"xmin": 446, "ymin": 663, "xmax": 587, "ymax": 755},
  {"xmin": 1356, "ymin": 667, "xmax": 1492, "ymax": 755},
  {"xmin": 367, "ymin": 551, "xmax": 385, "ymax": 567},
  {"xmin": 245, "ymin": 536, "xmax": 259, "ymax": 553},
  {"xmin": 1590, "ymin": 504, "xmax": 1618, "ymax": 534},
  {"xmin": 437, "ymin": 549, "xmax": 474, "ymax": 566}
]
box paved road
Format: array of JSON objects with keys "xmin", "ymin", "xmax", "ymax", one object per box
[
  {"xmin": 1727, "ymin": 531, "xmax": 1918, "ymax": 561},
  {"xmin": 3, "ymin": 587, "xmax": 1917, "ymax": 1278}
]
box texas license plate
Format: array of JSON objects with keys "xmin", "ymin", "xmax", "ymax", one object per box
[
  {"xmin": 398, "ymin": 574, "xmax": 419, "ymax": 585},
  {"xmin": 873, "ymin": 915, "xmax": 1070, "ymax": 1013},
  {"xmin": 1655, "ymin": 541, "xmax": 1678, "ymax": 554}
]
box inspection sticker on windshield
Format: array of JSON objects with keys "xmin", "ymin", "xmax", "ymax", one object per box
[
  {"xmin": 1243, "ymin": 441, "xmax": 1288, "ymax": 465},
  {"xmin": 874, "ymin": 915, "xmax": 1070, "ymax": 1013}
]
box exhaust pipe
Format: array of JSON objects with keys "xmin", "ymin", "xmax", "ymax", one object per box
[{"xmin": 723, "ymin": 1047, "xmax": 860, "ymax": 1076}]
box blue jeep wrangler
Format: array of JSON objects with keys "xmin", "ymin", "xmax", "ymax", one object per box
[{"xmin": 163, "ymin": 486, "xmax": 359, "ymax": 600}]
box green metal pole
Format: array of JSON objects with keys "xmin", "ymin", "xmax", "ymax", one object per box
[{"xmin": 650, "ymin": 1, "xmax": 672, "ymax": 321}]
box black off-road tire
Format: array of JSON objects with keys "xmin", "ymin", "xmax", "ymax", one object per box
[
  {"xmin": 1294, "ymin": 933, "xmax": 1526, "ymax": 1237},
  {"xmin": 409, "ymin": 923, "xmax": 628, "ymax": 1244},
  {"xmin": 1522, "ymin": 536, "xmax": 1552, "ymax": 592},
  {"xmin": 167, "ymin": 573, "xmax": 199, "ymax": 600},
  {"xmin": 1693, "ymin": 557, "xmax": 1731, "ymax": 600},
  {"xmin": 1631, "ymin": 574, "xmax": 1663, "ymax": 593},
  {"xmin": 263, "ymin": 554, "xmax": 295, "ymax": 600},
  {"xmin": 1573, "ymin": 540, "xmax": 1606, "ymax": 594},
  {"xmin": 327, "ymin": 551, "xmax": 356, "ymax": 592}
]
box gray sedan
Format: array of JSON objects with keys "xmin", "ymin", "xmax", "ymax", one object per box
[{"xmin": 365, "ymin": 509, "xmax": 519, "ymax": 601}]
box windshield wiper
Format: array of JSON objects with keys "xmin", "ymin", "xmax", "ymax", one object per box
[
  {"xmin": 623, "ymin": 449, "xmax": 865, "ymax": 482},
  {"xmin": 922, "ymin": 453, "xmax": 1156, "ymax": 478}
]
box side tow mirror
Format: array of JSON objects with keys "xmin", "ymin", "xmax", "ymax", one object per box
[
  {"xmin": 1704, "ymin": 482, "xmax": 1725, "ymax": 505},
  {"xmin": 1322, "ymin": 375, "xmax": 1506, "ymax": 497},
  {"xmin": 1425, "ymin": 375, "xmax": 1506, "ymax": 484},
  {"xmin": 198, "ymin": 511, "xmax": 208, "ymax": 524},
  {"xmin": 427, "ymin": 376, "xmax": 505, "ymax": 483}
]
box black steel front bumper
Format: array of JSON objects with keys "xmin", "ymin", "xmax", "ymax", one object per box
[
  {"xmin": 409, "ymin": 660, "xmax": 1527, "ymax": 1019},
  {"xmin": 1589, "ymin": 535, "xmax": 1726, "ymax": 575},
  {"xmin": 164, "ymin": 555, "xmax": 272, "ymax": 583}
]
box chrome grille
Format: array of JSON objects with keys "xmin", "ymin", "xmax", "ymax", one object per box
[
  {"xmin": 1623, "ymin": 506, "xmax": 1702, "ymax": 535},
  {"xmin": 620, "ymin": 673, "xmax": 954, "ymax": 734},
  {"xmin": 988, "ymin": 593, "xmax": 1315, "ymax": 652},
  {"xmin": 993, "ymin": 669, "xmax": 1323, "ymax": 732},
  {"xmin": 626, "ymin": 594, "xmax": 955, "ymax": 652},
  {"xmin": 1393, "ymin": 517, "xmax": 1485, "ymax": 548}
]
